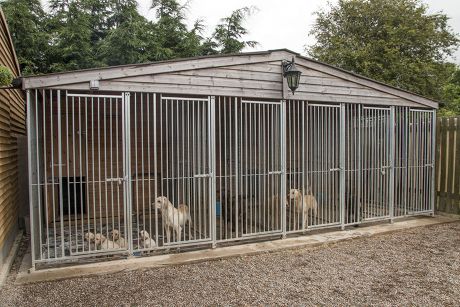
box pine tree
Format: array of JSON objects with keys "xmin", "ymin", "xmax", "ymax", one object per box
[
  {"xmin": 212, "ymin": 7, "xmax": 258, "ymax": 54},
  {"xmin": 1, "ymin": 0, "xmax": 50, "ymax": 74}
]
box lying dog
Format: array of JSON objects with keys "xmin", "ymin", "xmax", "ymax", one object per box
[
  {"xmin": 84, "ymin": 232, "xmax": 95, "ymax": 242},
  {"xmin": 111, "ymin": 229, "xmax": 127, "ymax": 248},
  {"xmin": 154, "ymin": 196, "xmax": 191, "ymax": 243},
  {"xmin": 288, "ymin": 188, "xmax": 318, "ymax": 228},
  {"xmin": 139, "ymin": 230, "xmax": 156, "ymax": 249},
  {"xmin": 94, "ymin": 233, "xmax": 120, "ymax": 250}
]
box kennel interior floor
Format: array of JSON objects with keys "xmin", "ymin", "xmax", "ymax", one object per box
[{"xmin": 2, "ymin": 218, "xmax": 459, "ymax": 306}]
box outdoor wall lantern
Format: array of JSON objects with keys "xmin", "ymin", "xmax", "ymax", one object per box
[{"xmin": 282, "ymin": 57, "xmax": 302, "ymax": 94}]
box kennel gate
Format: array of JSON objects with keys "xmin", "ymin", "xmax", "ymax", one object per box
[
  {"xmin": 27, "ymin": 90, "xmax": 436, "ymax": 266},
  {"xmin": 285, "ymin": 101, "xmax": 341, "ymax": 232},
  {"xmin": 215, "ymin": 97, "xmax": 284, "ymax": 241}
]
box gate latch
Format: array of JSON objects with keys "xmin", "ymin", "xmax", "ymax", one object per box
[
  {"xmin": 381, "ymin": 165, "xmax": 391, "ymax": 175},
  {"xmin": 194, "ymin": 174, "xmax": 212, "ymax": 178},
  {"xmin": 106, "ymin": 177, "xmax": 125, "ymax": 185}
]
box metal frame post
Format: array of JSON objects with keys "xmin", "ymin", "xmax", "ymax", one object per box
[
  {"xmin": 57, "ymin": 90, "xmax": 66, "ymax": 256},
  {"xmin": 234, "ymin": 97, "xmax": 239, "ymax": 238},
  {"xmin": 123, "ymin": 92, "xmax": 133, "ymax": 255},
  {"xmin": 209, "ymin": 96, "xmax": 217, "ymax": 247},
  {"xmin": 431, "ymin": 110, "xmax": 436, "ymax": 215},
  {"xmin": 26, "ymin": 90, "xmax": 36, "ymax": 270},
  {"xmin": 340, "ymin": 103, "xmax": 346, "ymax": 230},
  {"xmin": 389, "ymin": 106, "xmax": 395, "ymax": 223},
  {"xmin": 280, "ymin": 99, "xmax": 287, "ymax": 238}
]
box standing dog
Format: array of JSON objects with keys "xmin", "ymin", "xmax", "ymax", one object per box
[
  {"xmin": 288, "ymin": 188, "xmax": 318, "ymax": 229},
  {"xmin": 154, "ymin": 196, "xmax": 191, "ymax": 243},
  {"xmin": 139, "ymin": 230, "xmax": 156, "ymax": 248},
  {"xmin": 94, "ymin": 233, "xmax": 120, "ymax": 250},
  {"xmin": 111, "ymin": 229, "xmax": 127, "ymax": 248}
]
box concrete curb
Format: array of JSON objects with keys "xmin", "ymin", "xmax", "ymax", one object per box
[
  {"xmin": 0, "ymin": 232, "xmax": 23, "ymax": 289},
  {"xmin": 15, "ymin": 216, "xmax": 458, "ymax": 285}
]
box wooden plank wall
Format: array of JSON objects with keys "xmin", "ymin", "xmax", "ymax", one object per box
[
  {"xmin": 436, "ymin": 116, "xmax": 460, "ymax": 214},
  {"xmin": 0, "ymin": 10, "xmax": 25, "ymax": 257},
  {"xmin": 53, "ymin": 59, "xmax": 423, "ymax": 107}
]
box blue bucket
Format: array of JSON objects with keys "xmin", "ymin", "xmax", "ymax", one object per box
[{"xmin": 215, "ymin": 202, "xmax": 221, "ymax": 216}]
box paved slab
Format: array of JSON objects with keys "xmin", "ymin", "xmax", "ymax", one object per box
[{"xmin": 15, "ymin": 215, "xmax": 458, "ymax": 285}]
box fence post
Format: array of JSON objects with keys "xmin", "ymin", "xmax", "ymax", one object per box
[
  {"xmin": 123, "ymin": 92, "xmax": 134, "ymax": 255},
  {"xmin": 280, "ymin": 99, "xmax": 287, "ymax": 238},
  {"xmin": 431, "ymin": 111, "xmax": 436, "ymax": 215},
  {"xmin": 26, "ymin": 90, "xmax": 36, "ymax": 271},
  {"xmin": 56, "ymin": 90, "xmax": 66, "ymax": 255},
  {"xmin": 209, "ymin": 96, "xmax": 217, "ymax": 248},
  {"xmin": 340, "ymin": 103, "xmax": 346, "ymax": 230},
  {"xmin": 389, "ymin": 106, "xmax": 395, "ymax": 223}
]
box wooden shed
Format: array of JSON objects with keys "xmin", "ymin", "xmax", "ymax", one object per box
[
  {"xmin": 22, "ymin": 49, "xmax": 437, "ymax": 268},
  {"xmin": 0, "ymin": 8, "xmax": 25, "ymax": 269}
]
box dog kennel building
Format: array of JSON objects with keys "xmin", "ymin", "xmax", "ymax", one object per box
[{"xmin": 23, "ymin": 50, "xmax": 437, "ymax": 268}]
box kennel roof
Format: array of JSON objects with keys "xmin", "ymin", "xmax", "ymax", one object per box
[{"xmin": 21, "ymin": 49, "xmax": 438, "ymax": 109}]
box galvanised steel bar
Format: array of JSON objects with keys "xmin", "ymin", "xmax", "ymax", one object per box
[
  {"xmin": 124, "ymin": 93, "xmax": 133, "ymax": 253},
  {"xmin": 34, "ymin": 90, "xmax": 43, "ymax": 259},
  {"xmin": 389, "ymin": 106, "xmax": 395, "ymax": 223},
  {"xmin": 280, "ymin": 99, "xmax": 287, "ymax": 238},
  {"xmin": 340, "ymin": 103, "xmax": 346, "ymax": 229},
  {"xmin": 26, "ymin": 90, "xmax": 36, "ymax": 268},
  {"xmin": 65, "ymin": 92, "xmax": 72, "ymax": 251},
  {"xmin": 50, "ymin": 90, "xmax": 57, "ymax": 257},
  {"xmin": 235, "ymin": 97, "xmax": 239, "ymax": 238},
  {"xmin": 57, "ymin": 90, "xmax": 65, "ymax": 257},
  {"xmin": 210, "ymin": 96, "xmax": 217, "ymax": 246},
  {"xmin": 357, "ymin": 104, "xmax": 362, "ymax": 223},
  {"xmin": 301, "ymin": 101, "xmax": 306, "ymax": 230},
  {"xmin": 431, "ymin": 110, "xmax": 436, "ymax": 214}
]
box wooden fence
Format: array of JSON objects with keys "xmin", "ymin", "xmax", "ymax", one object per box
[{"xmin": 436, "ymin": 116, "xmax": 460, "ymax": 214}]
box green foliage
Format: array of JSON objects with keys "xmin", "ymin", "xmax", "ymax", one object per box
[
  {"xmin": 308, "ymin": 0, "xmax": 460, "ymax": 101},
  {"xmin": 0, "ymin": 65, "xmax": 13, "ymax": 85},
  {"xmin": 212, "ymin": 7, "xmax": 258, "ymax": 54},
  {"xmin": 1, "ymin": 0, "xmax": 50, "ymax": 75},
  {"xmin": 47, "ymin": 1, "xmax": 101, "ymax": 71},
  {"xmin": 439, "ymin": 65, "xmax": 460, "ymax": 116},
  {"xmin": 2, "ymin": 0, "xmax": 257, "ymax": 74}
]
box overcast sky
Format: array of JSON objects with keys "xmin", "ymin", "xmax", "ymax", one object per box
[{"xmin": 43, "ymin": 0, "xmax": 460, "ymax": 63}]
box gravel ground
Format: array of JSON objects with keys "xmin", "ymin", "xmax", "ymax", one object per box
[{"xmin": 1, "ymin": 221, "xmax": 459, "ymax": 306}]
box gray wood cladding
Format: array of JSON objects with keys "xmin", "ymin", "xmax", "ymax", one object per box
[{"xmin": 22, "ymin": 50, "xmax": 437, "ymax": 108}]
